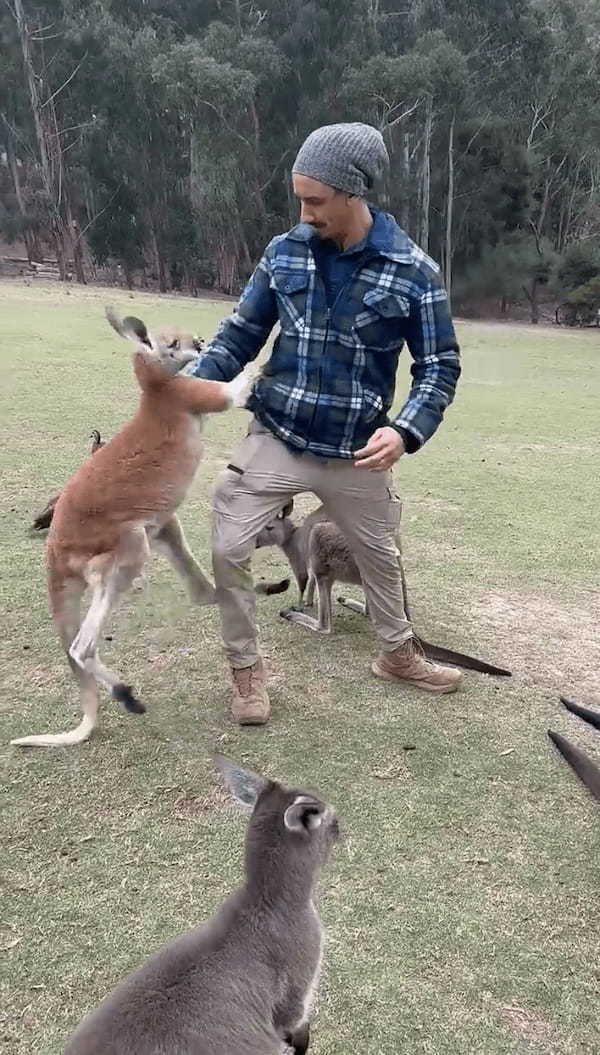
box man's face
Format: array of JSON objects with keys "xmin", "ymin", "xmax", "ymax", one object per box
[{"xmin": 292, "ymin": 174, "xmax": 352, "ymax": 243}]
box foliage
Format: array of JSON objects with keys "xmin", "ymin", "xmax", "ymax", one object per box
[{"xmin": 1, "ymin": 0, "xmax": 600, "ymax": 305}]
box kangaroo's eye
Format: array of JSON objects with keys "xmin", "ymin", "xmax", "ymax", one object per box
[{"xmin": 168, "ymin": 338, "xmax": 179, "ymax": 351}]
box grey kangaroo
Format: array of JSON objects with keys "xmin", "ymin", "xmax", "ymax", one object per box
[
  {"xmin": 548, "ymin": 696, "xmax": 600, "ymax": 803},
  {"xmin": 64, "ymin": 755, "xmax": 339, "ymax": 1055},
  {"xmin": 256, "ymin": 499, "xmax": 511, "ymax": 677}
]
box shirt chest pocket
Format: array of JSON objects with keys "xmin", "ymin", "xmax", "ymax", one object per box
[
  {"xmin": 353, "ymin": 289, "xmax": 411, "ymax": 351},
  {"xmin": 269, "ymin": 270, "xmax": 310, "ymax": 335}
]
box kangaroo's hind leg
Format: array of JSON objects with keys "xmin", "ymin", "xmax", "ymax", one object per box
[
  {"xmin": 152, "ymin": 514, "xmax": 217, "ymax": 606},
  {"xmin": 11, "ymin": 575, "xmax": 101, "ymax": 747}
]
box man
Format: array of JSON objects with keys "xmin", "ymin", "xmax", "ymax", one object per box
[{"xmin": 193, "ymin": 122, "xmax": 462, "ymax": 725}]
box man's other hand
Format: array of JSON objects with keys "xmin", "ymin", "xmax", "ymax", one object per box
[{"xmin": 353, "ymin": 427, "xmax": 405, "ymax": 471}]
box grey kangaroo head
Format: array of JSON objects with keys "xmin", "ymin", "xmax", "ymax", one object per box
[
  {"xmin": 216, "ymin": 754, "xmax": 340, "ymax": 874},
  {"xmin": 105, "ymin": 306, "xmax": 204, "ymax": 376},
  {"xmin": 255, "ymin": 498, "xmax": 296, "ymax": 550}
]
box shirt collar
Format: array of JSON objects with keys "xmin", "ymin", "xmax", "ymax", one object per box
[{"xmin": 287, "ymin": 207, "xmax": 414, "ymax": 264}]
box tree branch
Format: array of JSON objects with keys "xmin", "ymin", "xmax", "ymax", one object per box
[
  {"xmin": 460, "ymin": 113, "xmax": 491, "ymax": 159},
  {"xmin": 260, "ymin": 148, "xmax": 291, "ymax": 192},
  {"xmin": 75, "ymin": 185, "xmax": 122, "ymax": 242},
  {"xmin": 0, "ymin": 110, "xmax": 37, "ymax": 162},
  {"xmin": 385, "ymin": 97, "xmax": 421, "ymax": 130},
  {"xmin": 196, "ymin": 99, "xmax": 254, "ymax": 150},
  {"xmin": 41, "ymin": 54, "xmax": 87, "ymax": 109}
]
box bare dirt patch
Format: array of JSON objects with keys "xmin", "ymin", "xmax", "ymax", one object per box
[
  {"xmin": 476, "ymin": 589, "xmax": 600, "ymax": 698},
  {"xmin": 409, "ymin": 493, "xmax": 462, "ymax": 515},
  {"xmin": 500, "ymin": 1004, "xmax": 557, "ymax": 1050},
  {"xmin": 173, "ymin": 787, "xmax": 229, "ymax": 818}
]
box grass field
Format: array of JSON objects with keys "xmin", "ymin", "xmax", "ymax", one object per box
[{"xmin": 1, "ymin": 278, "xmax": 600, "ymax": 1054}]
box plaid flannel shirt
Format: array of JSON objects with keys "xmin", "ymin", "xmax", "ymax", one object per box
[{"xmin": 193, "ymin": 208, "xmax": 461, "ymax": 458}]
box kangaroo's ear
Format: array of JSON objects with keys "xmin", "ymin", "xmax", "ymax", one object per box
[
  {"xmin": 279, "ymin": 499, "xmax": 294, "ymax": 519},
  {"xmin": 214, "ymin": 755, "xmax": 269, "ymax": 809},
  {"xmin": 105, "ymin": 306, "xmax": 151, "ymax": 347},
  {"xmin": 548, "ymin": 731, "xmax": 600, "ymax": 803},
  {"xmin": 284, "ymin": 795, "xmax": 326, "ymax": 833},
  {"xmin": 560, "ymin": 696, "xmax": 600, "ymax": 731}
]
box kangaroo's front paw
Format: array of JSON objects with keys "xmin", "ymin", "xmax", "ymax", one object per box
[{"xmin": 226, "ymin": 369, "xmax": 255, "ymax": 409}]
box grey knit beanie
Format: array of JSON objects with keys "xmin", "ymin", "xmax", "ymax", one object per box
[{"xmin": 292, "ymin": 122, "xmax": 389, "ymax": 197}]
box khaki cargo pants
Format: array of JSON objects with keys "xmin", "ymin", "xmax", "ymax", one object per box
[{"xmin": 211, "ymin": 418, "xmax": 413, "ymax": 668}]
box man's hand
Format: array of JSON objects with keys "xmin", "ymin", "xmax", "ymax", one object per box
[{"xmin": 353, "ymin": 426, "xmax": 405, "ymax": 471}]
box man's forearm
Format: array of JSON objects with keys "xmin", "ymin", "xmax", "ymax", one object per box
[
  {"xmin": 393, "ymin": 274, "xmax": 461, "ymax": 452},
  {"xmin": 192, "ymin": 251, "xmax": 278, "ymax": 382},
  {"xmin": 392, "ymin": 348, "xmax": 461, "ymax": 451}
]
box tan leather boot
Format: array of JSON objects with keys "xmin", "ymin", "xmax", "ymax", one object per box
[
  {"xmin": 372, "ymin": 638, "xmax": 463, "ymax": 694},
  {"xmin": 230, "ymin": 659, "xmax": 271, "ymax": 725}
]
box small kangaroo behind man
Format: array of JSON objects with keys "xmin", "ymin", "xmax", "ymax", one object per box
[
  {"xmin": 256, "ymin": 499, "xmax": 511, "ymax": 677},
  {"xmin": 64, "ymin": 755, "xmax": 339, "ymax": 1055},
  {"xmin": 11, "ymin": 310, "xmax": 253, "ymax": 748}
]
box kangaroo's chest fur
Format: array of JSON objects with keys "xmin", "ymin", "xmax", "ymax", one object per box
[
  {"xmin": 65, "ymin": 894, "xmax": 323, "ymax": 1055},
  {"xmin": 270, "ymin": 900, "xmax": 323, "ymax": 1032},
  {"xmin": 308, "ymin": 521, "xmax": 361, "ymax": 584},
  {"xmin": 50, "ymin": 412, "xmax": 204, "ymax": 549}
]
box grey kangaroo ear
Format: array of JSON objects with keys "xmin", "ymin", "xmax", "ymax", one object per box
[
  {"xmin": 105, "ymin": 306, "xmax": 151, "ymax": 347},
  {"xmin": 548, "ymin": 731, "xmax": 600, "ymax": 803},
  {"xmin": 214, "ymin": 755, "xmax": 269, "ymax": 809},
  {"xmin": 284, "ymin": 795, "xmax": 325, "ymax": 833},
  {"xmin": 121, "ymin": 315, "xmax": 151, "ymax": 346},
  {"xmin": 279, "ymin": 499, "xmax": 294, "ymax": 519}
]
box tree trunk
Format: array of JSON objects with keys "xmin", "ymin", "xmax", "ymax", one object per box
[
  {"xmin": 530, "ymin": 280, "xmax": 540, "ymax": 324},
  {"xmin": 444, "ymin": 112, "xmax": 455, "ymax": 307},
  {"xmin": 123, "ymin": 262, "xmax": 134, "ymax": 290},
  {"xmin": 285, "ymin": 167, "xmax": 296, "ymax": 227},
  {"xmin": 53, "ymin": 223, "xmax": 69, "ymax": 281},
  {"xmin": 66, "ymin": 200, "xmax": 86, "ymax": 284},
  {"xmin": 150, "ymin": 223, "xmax": 168, "ymax": 293},
  {"xmin": 523, "ymin": 281, "xmax": 539, "ymax": 324},
  {"xmin": 366, "ymin": 0, "xmax": 380, "ymax": 48},
  {"xmin": 556, "ymin": 199, "xmax": 566, "ymax": 254},
  {"xmin": 14, "ymin": 0, "xmax": 53, "ymax": 197},
  {"xmin": 399, "ymin": 132, "xmax": 410, "ymax": 231},
  {"xmin": 157, "ymin": 248, "xmax": 168, "ymax": 293},
  {"xmin": 13, "ymin": 0, "xmax": 80, "ymax": 282},
  {"xmin": 419, "ymin": 95, "xmax": 433, "ymax": 253},
  {"xmin": 563, "ymin": 158, "xmax": 583, "ymax": 247},
  {"xmin": 5, "ymin": 135, "xmax": 42, "ymax": 262}
]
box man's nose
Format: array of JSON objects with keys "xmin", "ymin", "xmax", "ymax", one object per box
[{"xmin": 300, "ymin": 205, "xmax": 314, "ymax": 225}]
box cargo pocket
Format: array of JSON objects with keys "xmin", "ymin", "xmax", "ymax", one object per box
[
  {"xmin": 212, "ymin": 428, "xmax": 268, "ymax": 514},
  {"xmin": 386, "ymin": 486, "xmax": 403, "ymax": 528}
]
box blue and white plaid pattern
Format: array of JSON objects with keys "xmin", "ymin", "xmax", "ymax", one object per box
[{"xmin": 193, "ymin": 209, "xmax": 461, "ymax": 457}]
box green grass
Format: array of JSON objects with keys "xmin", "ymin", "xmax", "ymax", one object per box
[{"xmin": 1, "ymin": 279, "xmax": 600, "ymax": 1054}]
